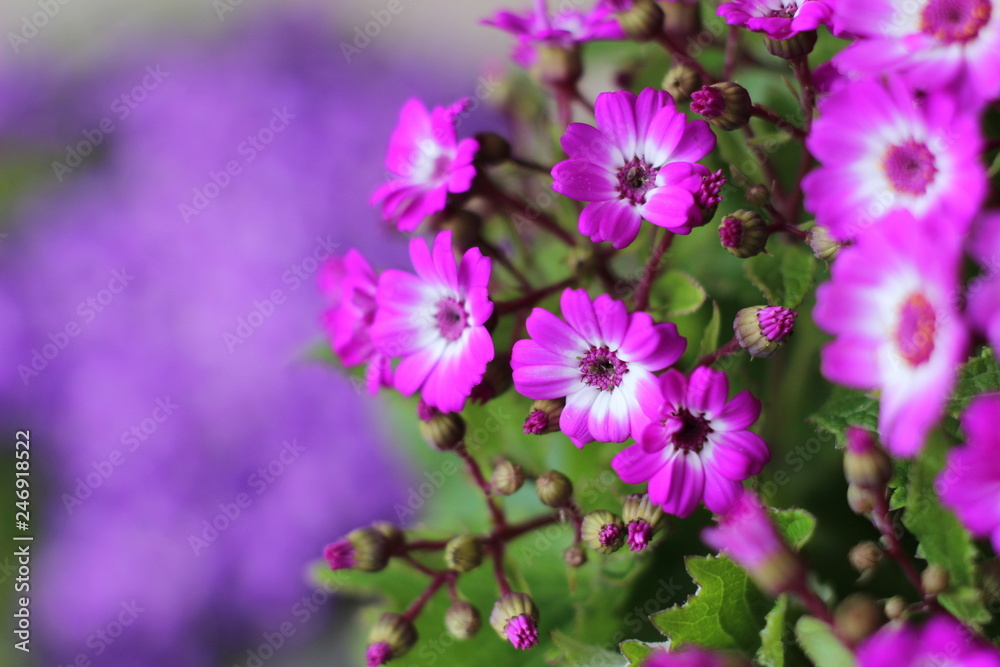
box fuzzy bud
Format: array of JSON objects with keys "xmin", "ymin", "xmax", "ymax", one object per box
[
  {"xmin": 614, "ymin": 0, "xmax": 665, "ymax": 42},
  {"xmin": 806, "ymin": 225, "xmax": 845, "ymax": 262},
  {"xmin": 843, "ymin": 427, "xmax": 893, "ymax": 492},
  {"xmin": 490, "ymin": 592, "xmax": 540, "ymax": 650},
  {"xmin": 366, "ymin": 613, "xmax": 417, "ymax": 665},
  {"xmin": 417, "ymin": 400, "xmax": 465, "ymax": 451},
  {"xmin": 884, "ymin": 596, "xmax": 907, "ymax": 620},
  {"xmin": 746, "ymin": 184, "xmax": 770, "ymax": 207},
  {"xmin": 470, "ymin": 352, "xmax": 513, "ymax": 404},
  {"xmin": 662, "ymin": 64, "xmax": 702, "ymax": 101},
  {"xmin": 445, "ymin": 535, "xmax": 484, "ymax": 573},
  {"xmin": 764, "ymin": 31, "xmax": 818, "ymax": 59},
  {"xmin": 325, "ymin": 528, "xmax": 390, "ymax": 573},
  {"xmin": 847, "ymin": 484, "xmax": 877, "ymax": 515},
  {"xmin": 582, "ymin": 510, "xmax": 626, "ymax": 554},
  {"xmin": 474, "ymin": 132, "xmax": 511, "ymax": 166},
  {"xmin": 691, "ymin": 83, "xmax": 752, "ymax": 131},
  {"xmin": 834, "ymin": 594, "xmax": 884, "ymax": 644},
  {"xmin": 537, "ymin": 45, "xmax": 582, "ymax": 87},
  {"xmin": 849, "ymin": 541, "xmax": 883, "ymax": 575},
  {"xmin": 371, "ymin": 522, "xmax": 404, "ymax": 554},
  {"xmin": 922, "ymin": 564, "xmax": 950, "ymax": 596},
  {"xmin": 536, "ymin": 470, "xmax": 573, "ymax": 507},
  {"xmin": 734, "ymin": 306, "xmax": 798, "ymax": 358},
  {"xmin": 694, "ymin": 169, "xmax": 726, "ymax": 225},
  {"xmin": 491, "ymin": 460, "xmax": 526, "ymax": 496},
  {"xmin": 719, "ymin": 210, "xmax": 768, "ymax": 258},
  {"xmin": 445, "ymin": 601, "xmax": 481, "ymax": 640},
  {"xmin": 565, "ymin": 544, "xmax": 588, "ymax": 567},
  {"xmin": 523, "ymin": 398, "xmax": 565, "ymax": 435},
  {"xmin": 622, "ymin": 493, "xmax": 666, "ymax": 552}
]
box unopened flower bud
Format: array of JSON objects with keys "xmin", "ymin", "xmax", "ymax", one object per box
[
  {"xmin": 474, "ymin": 132, "xmax": 511, "ymax": 166},
  {"xmin": 537, "ymin": 45, "xmax": 582, "ymax": 87},
  {"xmin": 614, "ymin": 0, "xmax": 665, "ymax": 41},
  {"xmin": 978, "ymin": 559, "xmax": 1000, "ymax": 607},
  {"xmin": 834, "ymin": 594, "xmax": 884, "ymax": 644},
  {"xmin": 471, "ymin": 353, "xmax": 513, "ymax": 404},
  {"xmin": 445, "ymin": 535, "xmax": 484, "ymax": 573},
  {"xmin": 324, "ymin": 527, "xmax": 389, "ymax": 573},
  {"xmin": 734, "ymin": 306, "xmax": 797, "ymax": 358},
  {"xmin": 884, "ymin": 596, "xmax": 907, "ymax": 620},
  {"xmin": 445, "ymin": 601, "xmax": 481, "ymax": 640},
  {"xmin": 438, "ymin": 209, "xmax": 483, "ymax": 253},
  {"xmin": 806, "ymin": 225, "xmax": 844, "ymax": 262},
  {"xmin": 582, "ymin": 510, "xmax": 626, "ymax": 554},
  {"xmin": 417, "ymin": 400, "xmax": 465, "ymax": 451},
  {"xmin": 719, "ymin": 210, "xmax": 768, "ymax": 258},
  {"xmin": 491, "ymin": 460, "xmax": 525, "ymax": 495},
  {"xmin": 663, "ymin": 64, "xmax": 702, "ymax": 101},
  {"xmin": 536, "ymin": 470, "xmax": 573, "ymax": 507},
  {"xmin": 367, "ymin": 612, "xmax": 417, "ymax": 665},
  {"xmin": 746, "ymin": 184, "xmax": 770, "ymax": 207},
  {"xmin": 922, "ymin": 564, "xmax": 950, "ymax": 596},
  {"xmin": 691, "ymin": 83, "xmax": 752, "ymax": 131},
  {"xmin": 694, "ymin": 169, "xmax": 726, "ymax": 225},
  {"xmin": 565, "ymin": 544, "xmax": 587, "ymax": 567},
  {"xmin": 372, "ymin": 522, "xmax": 404, "ymax": 554},
  {"xmin": 849, "ymin": 541, "xmax": 883, "ymax": 575},
  {"xmin": 622, "ymin": 493, "xmax": 666, "ymax": 552},
  {"xmin": 662, "ymin": 0, "xmax": 701, "ymax": 35},
  {"xmin": 764, "ymin": 31, "xmax": 818, "ymax": 59},
  {"xmin": 843, "ymin": 427, "xmax": 892, "ymax": 492},
  {"xmin": 523, "ymin": 398, "xmax": 565, "ymax": 434},
  {"xmin": 490, "ymin": 592, "xmax": 540, "ymax": 650},
  {"xmin": 847, "ymin": 483, "xmax": 877, "ymax": 515}
]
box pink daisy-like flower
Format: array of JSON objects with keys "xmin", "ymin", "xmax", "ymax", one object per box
[
  {"xmin": 612, "ymin": 367, "xmax": 769, "ymax": 517},
  {"xmin": 857, "ymin": 613, "xmax": 1000, "ymax": 667},
  {"xmin": 371, "ymin": 98, "xmax": 479, "ymax": 233},
  {"xmin": 937, "ymin": 394, "xmax": 1000, "ymax": 553},
  {"xmin": 551, "ymin": 87, "xmax": 717, "ymax": 249},
  {"xmin": 813, "ymin": 210, "xmax": 968, "ymax": 457},
  {"xmin": 717, "ymin": 0, "xmax": 832, "ymax": 39},
  {"xmin": 319, "ymin": 250, "xmax": 392, "ymax": 394},
  {"xmin": 372, "ymin": 230, "xmax": 494, "ymax": 413},
  {"xmin": 967, "ymin": 212, "xmax": 1000, "ymax": 351},
  {"xmin": 483, "ymin": 0, "xmax": 624, "ymax": 67},
  {"xmin": 833, "ymin": 0, "xmax": 1000, "ymax": 104},
  {"xmin": 802, "ymin": 77, "xmax": 985, "ymax": 242},
  {"xmin": 511, "ymin": 289, "xmax": 686, "ymax": 446}
]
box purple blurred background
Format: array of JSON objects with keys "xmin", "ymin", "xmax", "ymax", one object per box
[{"xmin": 0, "ymin": 2, "xmax": 507, "ymax": 665}]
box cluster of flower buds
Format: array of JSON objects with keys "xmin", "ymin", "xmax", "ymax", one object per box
[
  {"xmin": 581, "ymin": 493, "xmax": 667, "ymax": 555},
  {"xmin": 842, "ymin": 426, "xmax": 892, "ymax": 515},
  {"xmin": 734, "ymin": 306, "xmax": 798, "ymax": 358}
]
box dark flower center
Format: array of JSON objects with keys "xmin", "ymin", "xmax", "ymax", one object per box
[
  {"xmin": 671, "ymin": 408, "xmax": 713, "ymax": 452},
  {"xmin": 768, "ymin": 1, "xmax": 798, "ymax": 17},
  {"xmin": 578, "ymin": 345, "xmax": 628, "ymax": 392},
  {"xmin": 435, "ymin": 297, "xmax": 468, "ymax": 341},
  {"xmin": 921, "ymin": 0, "xmax": 991, "ymax": 43},
  {"xmin": 883, "ymin": 140, "xmax": 937, "ymax": 195},
  {"xmin": 896, "ymin": 292, "xmax": 937, "ymax": 366},
  {"xmin": 616, "ymin": 157, "xmax": 658, "ymax": 206}
]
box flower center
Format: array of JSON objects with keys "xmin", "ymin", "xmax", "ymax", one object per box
[
  {"xmin": 768, "ymin": 1, "xmax": 799, "ymax": 17},
  {"xmin": 435, "ymin": 297, "xmax": 468, "ymax": 341},
  {"xmin": 616, "ymin": 157, "xmax": 658, "ymax": 206},
  {"xmin": 578, "ymin": 345, "xmax": 628, "ymax": 391},
  {"xmin": 896, "ymin": 292, "xmax": 937, "ymax": 366},
  {"xmin": 671, "ymin": 408, "xmax": 713, "ymax": 452},
  {"xmin": 599, "ymin": 522, "xmax": 624, "ymax": 546},
  {"xmin": 719, "ymin": 215, "xmax": 743, "ymax": 248},
  {"xmin": 920, "ymin": 0, "xmax": 991, "ymax": 43},
  {"xmin": 883, "ymin": 140, "xmax": 937, "ymax": 195},
  {"xmin": 626, "ymin": 520, "xmax": 654, "ymax": 552}
]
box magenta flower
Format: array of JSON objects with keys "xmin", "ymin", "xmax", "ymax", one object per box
[
  {"xmin": 642, "ymin": 647, "xmax": 749, "ymax": 667},
  {"xmin": 483, "ymin": 0, "xmax": 624, "ymax": 67},
  {"xmin": 372, "ymin": 230, "xmax": 494, "ymax": 413},
  {"xmin": 967, "ymin": 212, "xmax": 1000, "ymax": 351},
  {"xmin": 718, "ymin": 0, "xmax": 832, "ymax": 39},
  {"xmin": 319, "ymin": 250, "xmax": 392, "ymax": 394},
  {"xmin": 551, "ymin": 88, "xmax": 717, "ymax": 249},
  {"xmin": 702, "ymin": 490, "xmax": 805, "ymax": 597},
  {"xmin": 612, "ymin": 367, "xmax": 769, "ymax": 517},
  {"xmin": 802, "ymin": 77, "xmax": 985, "ymax": 242},
  {"xmin": 937, "ymin": 395, "xmax": 1000, "ymax": 553},
  {"xmin": 371, "ymin": 98, "xmax": 479, "ymax": 232},
  {"xmin": 857, "ymin": 613, "xmax": 1000, "ymax": 667},
  {"xmin": 833, "ymin": 0, "xmax": 1000, "ymax": 104},
  {"xmin": 813, "ymin": 210, "xmax": 968, "ymax": 457},
  {"xmin": 511, "ymin": 289, "xmax": 686, "ymax": 446}
]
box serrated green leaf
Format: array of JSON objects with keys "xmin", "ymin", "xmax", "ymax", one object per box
[
  {"xmin": 757, "ymin": 595, "xmax": 788, "ymax": 667},
  {"xmin": 620, "ymin": 639, "xmax": 669, "ymax": 665},
  {"xmin": 550, "ymin": 630, "xmax": 626, "ymax": 666},
  {"xmin": 902, "ymin": 436, "xmax": 990, "ymax": 626},
  {"xmin": 948, "ymin": 349, "xmax": 1000, "ymax": 415},
  {"xmin": 650, "ymin": 555, "xmax": 771, "ymax": 654},
  {"xmin": 744, "ymin": 242, "xmax": 816, "ymax": 308},
  {"xmin": 794, "ymin": 617, "xmax": 857, "ymax": 667},
  {"xmin": 650, "ymin": 270, "xmax": 707, "ymax": 317},
  {"xmin": 698, "ymin": 301, "xmax": 722, "ymax": 359},
  {"xmin": 808, "ymin": 386, "xmax": 879, "ymax": 446},
  {"xmin": 768, "ymin": 508, "xmax": 816, "ymax": 550}
]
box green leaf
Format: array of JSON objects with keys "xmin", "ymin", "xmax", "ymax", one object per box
[
  {"xmin": 650, "ymin": 270, "xmax": 707, "ymax": 317},
  {"xmin": 698, "ymin": 301, "xmax": 722, "ymax": 359},
  {"xmin": 745, "ymin": 130, "xmax": 793, "ymax": 148},
  {"xmin": 550, "ymin": 630, "xmax": 626, "ymax": 666},
  {"xmin": 808, "ymin": 386, "xmax": 879, "ymax": 447},
  {"xmin": 768, "ymin": 508, "xmax": 816, "ymax": 550},
  {"xmin": 794, "ymin": 616, "xmax": 857, "ymax": 667},
  {"xmin": 650, "ymin": 555, "xmax": 771, "ymax": 654},
  {"xmin": 990, "ymin": 151, "xmax": 1000, "ymax": 178},
  {"xmin": 947, "ymin": 349, "xmax": 1000, "ymax": 415},
  {"xmin": 757, "ymin": 595, "xmax": 788, "ymax": 667},
  {"xmin": 619, "ymin": 639, "xmax": 669, "ymax": 665},
  {"xmin": 744, "ymin": 242, "xmax": 816, "ymax": 308},
  {"xmin": 902, "ymin": 435, "xmax": 990, "ymax": 626}
]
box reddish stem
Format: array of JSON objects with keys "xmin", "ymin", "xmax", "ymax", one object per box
[
  {"xmin": 480, "ymin": 177, "xmax": 578, "ymax": 247},
  {"xmin": 872, "ymin": 494, "xmax": 926, "ymax": 596},
  {"xmin": 634, "ymin": 230, "xmax": 675, "ymax": 311},
  {"xmin": 456, "ymin": 444, "xmax": 507, "ymax": 530},
  {"xmin": 696, "ymin": 336, "xmax": 742, "ymax": 368},
  {"xmin": 402, "ymin": 571, "xmax": 451, "ymax": 622}
]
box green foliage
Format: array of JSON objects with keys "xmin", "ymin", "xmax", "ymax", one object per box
[
  {"xmin": 744, "ymin": 242, "xmax": 817, "ymax": 308},
  {"xmin": 809, "ymin": 386, "xmax": 879, "ymax": 446},
  {"xmin": 619, "ymin": 639, "xmax": 670, "ymax": 665},
  {"xmin": 550, "ymin": 630, "xmax": 626, "ymax": 666},
  {"xmin": 947, "ymin": 349, "xmax": 1000, "ymax": 415},
  {"xmin": 650, "ymin": 270, "xmax": 707, "ymax": 317},
  {"xmin": 756, "ymin": 595, "xmax": 788, "ymax": 667},
  {"xmin": 794, "ymin": 617, "xmax": 857, "ymax": 667},
  {"xmin": 769, "ymin": 508, "xmax": 816, "ymax": 549},
  {"xmin": 698, "ymin": 301, "xmax": 723, "ymax": 359}
]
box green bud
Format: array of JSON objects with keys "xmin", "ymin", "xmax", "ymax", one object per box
[
  {"xmin": 536, "ymin": 470, "xmax": 573, "ymax": 507},
  {"xmin": 445, "ymin": 601, "xmax": 482, "ymax": 640},
  {"xmin": 445, "ymin": 535, "xmax": 484, "ymax": 573}
]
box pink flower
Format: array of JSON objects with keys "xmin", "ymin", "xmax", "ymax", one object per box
[
  {"xmin": 938, "ymin": 394, "xmax": 1000, "ymax": 553},
  {"xmin": 967, "ymin": 212, "xmax": 1000, "ymax": 351},
  {"xmin": 702, "ymin": 490, "xmax": 805, "ymax": 597},
  {"xmin": 813, "ymin": 210, "xmax": 968, "ymax": 457},
  {"xmin": 642, "ymin": 647, "xmax": 749, "ymax": 667},
  {"xmin": 372, "ymin": 230, "xmax": 494, "ymax": 413},
  {"xmin": 551, "ymin": 88, "xmax": 717, "ymax": 249},
  {"xmin": 511, "ymin": 289, "xmax": 686, "ymax": 446},
  {"xmin": 319, "ymin": 250, "xmax": 393, "ymax": 394},
  {"xmin": 718, "ymin": 0, "xmax": 832, "ymax": 39},
  {"xmin": 802, "ymin": 77, "xmax": 985, "ymax": 242},
  {"xmin": 857, "ymin": 613, "xmax": 1000, "ymax": 667},
  {"xmin": 612, "ymin": 367, "xmax": 769, "ymax": 517},
  {"xmin": 371, "ymin": 99, "xmax": 479, "ymax": 232},
  {"xmin": 483, "ymin": 0, "xmax": 624, "ymax": 67},
  {"xmin": 832, "ymin": 0, "xmax": 1000, "ymax": 105}
]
